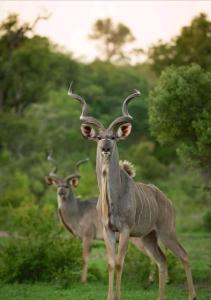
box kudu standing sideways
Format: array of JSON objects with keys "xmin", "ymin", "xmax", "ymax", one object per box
[
  {"xmin": 45, "ymin": 155, "xmax": 103, "ymax": 283},
  {"xmin": 69, "ymin": 85, "xmax": 196, "ymax": 300},
  {"xmin": 45, "ymin": 154, "xmax": 156, "ymax": 284}
]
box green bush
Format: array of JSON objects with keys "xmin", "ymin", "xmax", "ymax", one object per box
[
  {"xmin": 203, "ymin": 210, "xmax": 211, "ymax": 231},
  {"xmin": 0, "ymin": 235, "xmax": 82, "ymax": 285},
  {"xmin": 9, "ymin": 201, "xmax": 56, "ymax": 237},
  {"xmin": 149, "ymin": 64, "xmax": 211, "ymax": 171},
  {"xmin": 0, "ymin": 191, "xmax": 83, "ymax": 287},
  {"xmin": 156, "ymin": 166, "xmax": 210, "ymax": 232},
  {"xmin": 124, "ymin": 243, "xmax": 183, "ymax": 285},
  {"xmin": 87, "ymin": 263, "xmax": 106, "ymax": 282},
  {"xmin": 127, "ymin": 142, "xmax": 168, "ymax": 182},
  {"xmin": 124, "ymin": 243, "xmax": 151, "ymax": 285},
  {"xmin": 53, "ymin": 266, "xmax": 81, "ymax": 289}
]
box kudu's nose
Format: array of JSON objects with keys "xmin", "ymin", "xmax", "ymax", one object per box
[
  {"xmin": 102, "ymin": 146, "xmax": 111, "ymax": 153},
  {"xmin": 101, "ymin": 145, "xmax": 111, "ymax": 159},
  {"xmin": 58, "ymin": 189, "xmax": 65, "ymax": 196},
  {"xmin": 101, "ymin": 139, "xmax": 112, "ymax": 158}
]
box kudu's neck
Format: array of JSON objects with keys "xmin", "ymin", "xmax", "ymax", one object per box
[
  {"xmin": 57, "ymin": 188, "xmax": 79, "ymax": 236},
  {"xmin": 96, "ymin": 142, "xmax": 121, "ymax": 191},
  {"xmin": 96, "ymin": 142, "xmax": 122, "ymax": 230},
  {"xmin": 57, "ymin": 189, "xmax": 78, "ymax": 213}
]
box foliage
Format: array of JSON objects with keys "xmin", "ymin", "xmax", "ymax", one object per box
[
  {"xmin": 1, "ymin": 233, "xmax": 211, "ymax": 298},
  {"xmin": 0, "ymin": 14, "xmax": 78, "ymax": 113},
  {"xmin": 128, "ymin": 141, "xmax": 168, "ymax": 181},
  {"xmin": 148, "ymin": 13, "xmax": 211, "ymax": 74},
  {"xmin": 0, "ymin": 12, "xmax": 211, "ymax": 290},
  {"xmin": 89, "ymin": 18, "xmax": 135, "ymax": 63},
  {"xmin": 149, "ymin": 64, "xmax": 211, "ymax": 173},
  {"xmin": 125, "ymin": 232, "xmax": 211, "ymax": 286},
  {"xmin": 124, "ymin": 243, "xmax": 152, "ymax": 285},
  {"xmin": 0, "ymin": 236, "xmax": 82, "ymax": 284},
  {"xmin": 0, "ymin": 196, "xmax": 82, "ymax": 285},
  {"xmin": 0, "ymin": 171, "xmax": 33, "ymax": 208},
  {"xmin": 77, "ymin": 60, "xmax": 150, "ymax": 143},
  {"xmin": 125, "ymin": 243, "xmax": 186, "ymax": 285},
  {"xmin": 156, "ymin": 165, "xmax": 210, "ymax": 232},
  {"xmin": 203, "ymin": 210, "xmax": 211, "ymax": 231}
]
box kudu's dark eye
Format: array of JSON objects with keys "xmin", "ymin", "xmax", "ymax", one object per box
[
  {"xmin": 97, "ymin": 136, "xmax": 102, "ymax": 140},
  {"xmin": 111, "ymin": 136, "xmax": 115, "ymax": 140}
]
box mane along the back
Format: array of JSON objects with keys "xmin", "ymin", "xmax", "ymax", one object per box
[{"xmin": 119, "ymin": 160, "xmax": 136, "ymax": 178}]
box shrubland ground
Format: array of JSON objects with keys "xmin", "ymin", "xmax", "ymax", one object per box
[{"xmin": 0, "ymin": 13, "xmax": 211, "ymax": 299}]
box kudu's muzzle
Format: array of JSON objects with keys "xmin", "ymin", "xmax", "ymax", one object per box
[
  {"xmin": 58, "ymin": 187, "xmax": 66, "ymax": 197},
  {"xmin": 101, "ymin": 139, "xmax": 112, "ymax": 159}
]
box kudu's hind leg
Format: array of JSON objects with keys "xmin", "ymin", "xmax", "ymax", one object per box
[
  {"xmin": 103, "ymin": 227, "xmax": 116, "ymax": 300},
  {"xmin": 142, "ymin": 231, "xmax": 167, "ymax": 300},
  {"xmin": 81, "ymin": 237, "xmax": 92, "ymax": 283},
  {"xmin": 130, "ymin": 237, "xmax": 157, "ymax": 284},
  {"xmin": 115, "ymin": 229, "xmax": 130, "ymax": 300},
  {"xmin": 159, "ymin": 234, "xmax": 196, "ymax": 300}
]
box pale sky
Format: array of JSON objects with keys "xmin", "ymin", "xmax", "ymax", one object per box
[{"xmin": 1, "ymin": 1, "xmax": 211, "ymax": 62}]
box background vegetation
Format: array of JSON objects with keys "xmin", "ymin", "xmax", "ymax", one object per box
[{"xmin": 0, "ymin": 12, "xmax": 211, "ymax": 299}]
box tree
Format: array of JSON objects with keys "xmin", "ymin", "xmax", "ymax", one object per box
[
  {"xmin": 89, "ymin": 18, "xmax": 135, "ymax": 63},
  {"xmin": 0, "ymin": 14, "xmax": 78, "ymax": 113},
  {"xmin": 77, "ymin": 60, "xmax": 150, "ymax": 143},
  {"xmin": 148, "ymin": 13, "xmax": 211, "ymax": 74},
  {"xmin": 149, "ymin": 64, "xmax": 211, "ymax": 176}
]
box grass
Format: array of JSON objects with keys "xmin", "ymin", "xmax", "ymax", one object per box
[
  {"xmin": 0, "ymin": 232, "xmax": 210, "ymax": 299},
  {"xmin": 179, "ymin": 232, "xmax": 211, "ymax": 284},
  {"xmin": 0, "ymin": 282, "xmax": 211, "ymax": 300},
  {"xmin": 88, "ymin": 232, "xmax": 211, "ymax": 284}
]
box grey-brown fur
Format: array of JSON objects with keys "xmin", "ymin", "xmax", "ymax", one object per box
[
  {"xmin": 57, "ymin": 195, "xmax": 102, "ymax": 241},
  {"xmin": 46, "ymin": 157, "xmax": 154, "ymax": 283},
  {"xmin": 69, "ymin": 86, "xmax": 196, "ymax": 300},
  {"xmin": 45, "ymin": 158, "xmax": 103, "ymax": 282}
]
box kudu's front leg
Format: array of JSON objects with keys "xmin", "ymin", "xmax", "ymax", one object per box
[
  {"xmin": 115, "ymin": 228, "xmax": 130, "ymax": 300},
  {"xmin": 81, "ymin": 237, "xmax": 92, "ymax": 283},
  {"xmin": 103, "ymin": 227, "xmax": 116, "ymax": 300}
]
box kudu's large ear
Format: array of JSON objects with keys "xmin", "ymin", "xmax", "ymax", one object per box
[
  {"xmin": 116, "ymin": 123, "xmax": 132, "ymax": 140},
  {"xmin": 66, "ymin": 175, "xmax": 80, "ymax": 188},
  {"xmin": 70, "ymin": 177, "xmax": 80, "ymax": 188},
  {"xmin": 80, "ymin": 124, "xmax": 97, "ymax": 140}
]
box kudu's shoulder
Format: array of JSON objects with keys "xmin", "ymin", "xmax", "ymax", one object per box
[
  {"xmin": 76, "ymin": 197, "xmax": 98, "ymax": 209},
  {"xmin": 135, "ymin": 182, "xmax": 158, "ymax": 197},
  {"xmin": 135, "ymin": 182, "xmax": 173, "ymax": 205}
]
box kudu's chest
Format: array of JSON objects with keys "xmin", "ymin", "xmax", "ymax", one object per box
[
  {"xmin": 58, "ymin": 208, "xmax": 78, "ymax": 237},
  {"xmin": 98, "ymin": 178, "xmax": 159, "ymax": 237},
  {"xmin": 98, "ymin": 173, "xmax": 136, "ymax": 232}
]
